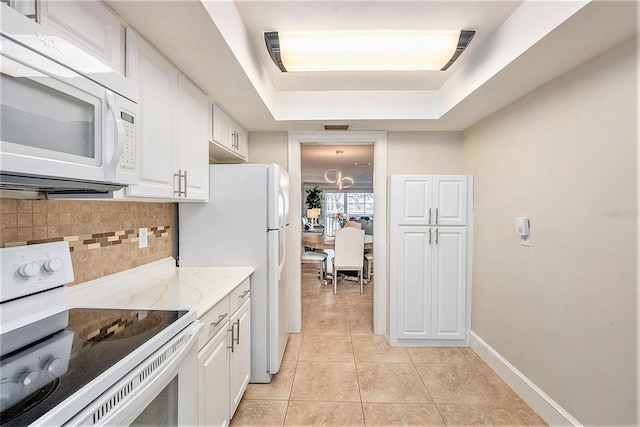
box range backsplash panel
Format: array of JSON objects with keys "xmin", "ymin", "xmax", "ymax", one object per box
[{"xmin": 0, "ymin": 200, "xmax": 174, "ymax": 285}]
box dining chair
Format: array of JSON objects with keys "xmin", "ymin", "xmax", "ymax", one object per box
[
  {"xmin": 301, "ymin": 250, "xmax": 327, "ymax": 283},
  {"xmin": 331, "ymin": 227, "xmax": 365, "ymax": 294},
  {"xmin": 344, "ymin": 221, "xmax": 362, "ymax": 229},
  {"xmin": 364, "ymin": 251, "xmax": 373, "ymax": 283}
]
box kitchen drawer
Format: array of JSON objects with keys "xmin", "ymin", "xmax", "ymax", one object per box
[
  {"xmin": 229, "ymin": 278, "xmax": 250, "ymax": 314},
  {"xmin": 198, "ymin": 295, "xmax": 230, "ymax": 350}
]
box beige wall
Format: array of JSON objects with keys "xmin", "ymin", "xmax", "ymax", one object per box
[
  {"xmin": 387, "ymin": 131, "xmax": 463, "ymax": 175},
  {"xmin": 462, "ymin": 37, "xmax": 638, "ymax": 425},
  {"xmin": 247, "ymin": 131, "xmax": 288, "ymax": 168},
  {"xmin": 249, "ymin": 130, "xmax": 463, "ymax": 176}
]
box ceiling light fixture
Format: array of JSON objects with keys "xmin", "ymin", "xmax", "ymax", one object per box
[
  {"xmin": 325, "ymin": 150, "xmax": 353, "ymax": 190},
  {"xmin": 264, "ymin": 29, "xmax": 475, "ymax": 72}
]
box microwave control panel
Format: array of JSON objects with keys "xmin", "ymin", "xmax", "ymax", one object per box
[{"xmin": 118, "ymin": 110, "xmax": 136, "ymax": 172}]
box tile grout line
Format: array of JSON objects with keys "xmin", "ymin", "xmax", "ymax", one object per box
[
  {"xmin": 348, "ymin": 300, "xmax": 368, "ymax": 427},
  {"xmin": 409, "ymin": 351, "xmax": 448, "ymax": 424}
]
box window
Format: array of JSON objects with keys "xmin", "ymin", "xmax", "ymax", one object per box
[{"xmin": 324, "ymin": 191, "xmax": 374, "ymax": 234}]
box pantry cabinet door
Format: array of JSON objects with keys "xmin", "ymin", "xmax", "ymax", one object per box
[
  {"xmin": 433, "ymin": 176, "xmax": 467, "ymax": 226},
  {"xmin": 391, "ymin": 175, "xmax": 433, "ymax": 226},
  {"xmin": 395, "ymin": 226, "xmax": 433, "ymax": 340},
  {"xmin": 431, "ymin": 227, "xmax": 467, "ymax": 340}
]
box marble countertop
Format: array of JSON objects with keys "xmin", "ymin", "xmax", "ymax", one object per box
[{"xmin": 67, "ymin": 258, "xmax": 254, "ymax": 318}]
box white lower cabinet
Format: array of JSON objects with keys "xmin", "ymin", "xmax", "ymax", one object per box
[
  {"xmin": 199, "ymin": 325, "xmax": 230, "ymax": 427},
  {"xmin": 229, "ymin": 299, "xmax": 251, "ymax": 416},
  {"xmin": 198, "ymin": 280, "xmax": 251, "ymax": 426}
]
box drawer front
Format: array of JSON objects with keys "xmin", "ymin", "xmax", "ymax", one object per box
[
  {"xmin": 229, "ymin": 278, "xmax": 251, "ymax": 313},
  {"xmin": 198, "ymin": 295, "xmax": 230, "ymax": 350}
]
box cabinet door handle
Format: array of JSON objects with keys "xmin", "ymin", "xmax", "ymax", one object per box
[
  {"xmin": 239, "ymin": 290, "xmax": 250, "ymax": 300},
  {"xmin": 435, "ymin": 228, "xmax": 439, "ymax": 245},
  {"xmin": 13, "ymin": 0, "xmax": 41, "ymax": 22},
  {"xmin": 234, "ymin": 319, "xmax": 240, "ymax": 345},
  {"xmin": 173, "ymin": 169, "xmax": 182, "ymax": 196},
  {"xmin": 435, "ymin": 208, "xmax": 439, "ymax": 225},
  {"xmin": 227, "ymin": 323, "xmax": 235, "ymax": 352},
  {"xmin": 212, "ymin": 312, "xmax": 228, "ymax": 328},
  {"xmin": 428, "ymin": 228, "xmax": 432, "ymax": 245},
  {"xmin": 428, "ymin": 208, "xmax": 432, "ymax": 225},
  {"xmin": 182, "ymin": 170, "xmax": 188, "ymax": 198}
]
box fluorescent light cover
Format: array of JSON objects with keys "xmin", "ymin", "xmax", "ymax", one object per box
[{"xmin": 273, "ymin": 30, "xmax": 465, "ymax": 72}]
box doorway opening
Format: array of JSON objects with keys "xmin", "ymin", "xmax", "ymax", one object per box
[{"xmin": 288, "ymin": 131, "xmax": 387, "ymax": 336}]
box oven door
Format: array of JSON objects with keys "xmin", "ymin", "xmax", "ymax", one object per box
[
  {"xmin": 67, "ymin": 322, "xmax": 202, "ymax": 426},
  {"xmin": 0, "ymin": 34, "xmax": 134, "ymax": 185}
]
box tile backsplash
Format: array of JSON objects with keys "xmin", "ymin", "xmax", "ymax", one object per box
[{"xmin": 0, "ymin": 200, "xmax": 174, "ymax": 285}]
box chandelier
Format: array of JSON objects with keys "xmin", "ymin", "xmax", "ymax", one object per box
[{"xmin": 324, "ymin": 150, "xmax": 353, "ymax": 190}]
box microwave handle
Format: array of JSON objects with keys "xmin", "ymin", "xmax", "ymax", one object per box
[{"xmin": 104, "ymin": 90, "xmax": 124, "ymax": 181}]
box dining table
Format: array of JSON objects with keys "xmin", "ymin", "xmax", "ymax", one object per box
[{"xmin": 302, "ymin": 233, "xmax": 374, "ymax": 251}]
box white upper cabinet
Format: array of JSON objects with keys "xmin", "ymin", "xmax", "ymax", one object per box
[
  {"xmin": 392, "ymin": 175, "xmax": 467, "ymax": 226},
  {"xmin": 177, "ymin": 74, "xmax": 209, "ymax": 201},
  {"xmin": 124, "ymin": 28, "xmax": 208, "ymax": 201},
  {"xmin": 125, "ymin": 28, "xmax": 177, "ymax": 199},
  {"xmin": 210, "ymin": 105, "xmax": 248, "ymax": 163},
  {"xmin": 38, "ymin": 0, "xmax": 124, "ymax": 73}
]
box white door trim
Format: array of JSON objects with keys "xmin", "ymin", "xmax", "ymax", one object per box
[{"xmin": 288, "ymin": 131, "xmax": 388, "ymax": 336}]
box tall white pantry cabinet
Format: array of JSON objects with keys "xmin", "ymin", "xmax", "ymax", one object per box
[{"xmin": 389, "ymin": 175, "xmax": 473, "ymax": 346}]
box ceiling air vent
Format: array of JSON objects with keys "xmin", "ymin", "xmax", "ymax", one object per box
[{"xmin": 324, "ymin": 124, "xmax": 349, "ymax": 131}]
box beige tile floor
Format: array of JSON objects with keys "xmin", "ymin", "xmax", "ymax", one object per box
[{"xmin": 231, "ymin": 271, "xmax": 547, "ymax": 426}]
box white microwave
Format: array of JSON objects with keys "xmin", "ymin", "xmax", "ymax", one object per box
[{"xmin": 0, "ymin": 6, "xmax": 139, "ymax": 196}]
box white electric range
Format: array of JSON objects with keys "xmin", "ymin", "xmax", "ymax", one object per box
[{"xmin": 0, "ymin": 242, "xmax": 201, "ymax": 426}]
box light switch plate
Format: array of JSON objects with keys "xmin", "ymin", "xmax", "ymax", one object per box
[{"xmin": 138, "ymin": 227, "xmax": 148, "ymax": 248}]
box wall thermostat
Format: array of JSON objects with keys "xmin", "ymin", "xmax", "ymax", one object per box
[
  {"xmin": 515, "ymin": 217, "xmax": 529, "ymax": 236},
  {"xmin": 515, "ymin": 217, "xmax": 530, "ymax": 246}
]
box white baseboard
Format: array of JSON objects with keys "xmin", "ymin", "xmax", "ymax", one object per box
[{"xmin": 470, "ymin": 331, "xmax": 582, "ymax": 426}]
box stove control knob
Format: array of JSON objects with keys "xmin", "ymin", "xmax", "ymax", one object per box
[
  {"xmin": 42, "ymin": 257, "xmax": 63, "ymax": 273},
  {"xmin": 18, "ymin": 371, "xmax": 38, "ymax": 387},
  {"xmin": 16, "ymin": 262, "xmax": 40, "ymax": 279},
  {"xmin": 43, "ymin": 357, "xmax": 62, "ymax": 373}
]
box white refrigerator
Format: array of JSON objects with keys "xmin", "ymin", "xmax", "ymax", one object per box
[{"xmin": 179, "ymin": 164, "xmax": 290, "ymax": 383}]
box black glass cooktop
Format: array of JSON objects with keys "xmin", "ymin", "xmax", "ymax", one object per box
[{"xmin": 0, "ymin": 307, "xmax": 188, "ymax": 426}]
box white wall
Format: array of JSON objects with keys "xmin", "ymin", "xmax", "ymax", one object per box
[{"xmin": 462, "ymin": 37, "xmax": 638, "ymax": 425}]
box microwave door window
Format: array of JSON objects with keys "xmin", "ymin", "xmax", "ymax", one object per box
[{"xmin": 0, "ymin": 62, "xmax": 102, "ymax": 166}]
